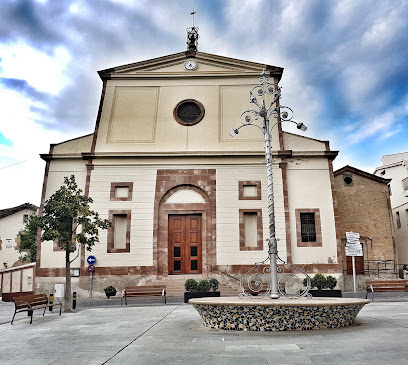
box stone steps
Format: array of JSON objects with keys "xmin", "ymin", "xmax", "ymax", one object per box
[{"xmin": 150, "ymin": 276, "xmax": 241, "ymax": 297}]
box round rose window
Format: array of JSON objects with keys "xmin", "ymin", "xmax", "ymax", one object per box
[{"xmin": 173, "ymin": 99, "xmax": 205, "ymax": 126}]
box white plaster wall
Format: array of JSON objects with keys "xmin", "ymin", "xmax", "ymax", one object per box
[
  {"xmin": 40, "ymin": 159, "xmax": 88, "ymax": 268},
  {"xmin": 216, "ymin": 164, "xmax": 287, "ymax": 265},
  {"xmin": 286, "ymin": 158, "xmax": 338, "ymax": 264},
  {"xmin": 0, "ymin": 208, "xmax": 37, "ymax": 267},
  {"xmin": 393, "ymin": 203, "xmax": 408, "ymax": 265},
  {"xmin": 375, "ymin": 153, "xmax": 408, "ymax": 265}
]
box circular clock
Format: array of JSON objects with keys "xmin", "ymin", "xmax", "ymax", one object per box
[{"xmin": 184, "ymin": 59, "xmax": 197, "ymax": 71}]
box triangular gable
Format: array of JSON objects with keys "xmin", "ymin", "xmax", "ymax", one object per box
[
  {"xmin": 334, "ymin": 165, "xmax": 391, "ymax": 184},
  {"xmin": 98, "ymin": 51, "xmax": 283, "ymax": 79}
]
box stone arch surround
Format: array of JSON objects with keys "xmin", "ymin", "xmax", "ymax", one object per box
[{"xmin": 153, "ymin": 169, "xmax": 216, "ymax": 276}]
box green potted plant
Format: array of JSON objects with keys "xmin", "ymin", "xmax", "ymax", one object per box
[
  {"xmin": 104, "ymin": 285, "xmax": 117, "ymax": 299},
  {"xmin": 303, "ymin": 274, "xmax": 341, "ymax": 297},
  {"xmin": 184, "ymin": 278, "xmax": 220, "ymax": 303}
]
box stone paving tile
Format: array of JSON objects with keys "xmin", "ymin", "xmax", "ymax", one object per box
[{"xmin": 1, "ymin": 301, "xmax": 408, "ymax": 364}]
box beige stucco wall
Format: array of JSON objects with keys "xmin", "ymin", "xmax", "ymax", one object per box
[
  {"xmin": 52, "ymin": 134, "xmax": 93, "ymax": 155},
  {"xmin": 94, "ymin": 78, "xmax": 280, "ymax": 154},
  {"xmin": 40, "ymin": 159, "xmax": 88, "ymax": 268},
  {"xmin": 286, "ymin": 158, "xmax": 338, "ymax": 264},
  {"xmin": 216, "ymin": 163, "xmax": 286, "ymax": 265}
]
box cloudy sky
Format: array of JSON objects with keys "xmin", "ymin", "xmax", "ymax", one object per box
[{"xmin": 1, "ymin": 0, "xmax": 407, "ymax": 209}]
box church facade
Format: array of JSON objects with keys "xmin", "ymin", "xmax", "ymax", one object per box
[{"xmin": 37, "ymin": 47, "xmax": 341, "ymax": 295}]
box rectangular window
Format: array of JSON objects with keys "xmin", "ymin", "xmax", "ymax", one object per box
[
  {"xmin": 396, "ymin": 211, "xmax": 401, "ymax": 229},
  {"xmin": 402, "ymin": 177, "xmax": 408, "ymax": 192},
  {"xmin": 23, "ymin": 214, "xmax": 29, "ymax": 223},
  {"xmin": 238, "ymin": 181, "xmax": 261, "ymax": 200},
  {"xmin": 295, "ymin": 209, "xmax": 322, "ymax": 247},
  {"xmin": 107, "ymin": 210, "xmax": 131, "ymax": 253},
  {"xmin": 113, "ymin": 214, "xmax": 127, "ymax": 249},
  {"xmin": 110, "ymin": 182, "xmax": 133, "ymax": 201},
  {"xmin": 239, "ymin": 209, "xmax": 263, "ymax": 251},
  {"xmin": 300, "ymin": 213, "xmax": 317, "ymax": 242}
]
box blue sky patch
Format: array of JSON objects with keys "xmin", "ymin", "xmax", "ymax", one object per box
[{"xmin": 0, "ymin": 132, "xmax": 13, "ymax": 146}]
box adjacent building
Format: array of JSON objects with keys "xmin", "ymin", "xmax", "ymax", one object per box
[
  {"xmin": 334, "ymin": 166, "xmax": 395, "ymax": 279},
  {"xmin": 36, "ymin": 34, "xmax": 342, "ymax": 296},
  {"xmin": 374, "ymin": 152, "xmax": 408, "ymax": 267},
  {"xmin": 0, "ymin": 203, "xmax": 38, "ymax": 269}
]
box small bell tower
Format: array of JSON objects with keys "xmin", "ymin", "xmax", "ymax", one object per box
[{"xmin": 186, "ymin": 1, "xmax": 199, "ymax": 52}]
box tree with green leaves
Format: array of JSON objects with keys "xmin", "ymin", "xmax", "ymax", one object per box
[
  {"xmin": 40, "ymin": 175, "xmax": 111, "ymax": 312},
  {"xmin": 18, "ymin": 213, "xmax": 40, "ymax": 263}
]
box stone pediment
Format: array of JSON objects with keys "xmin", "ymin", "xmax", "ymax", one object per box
[{"xmin": 98, "ymin": 51, "xmax": 283, "ymax": 80}]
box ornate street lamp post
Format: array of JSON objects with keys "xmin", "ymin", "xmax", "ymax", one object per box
[{"xmin": 230, "ymin": 71, "xmax": 307, "ymax": 299}]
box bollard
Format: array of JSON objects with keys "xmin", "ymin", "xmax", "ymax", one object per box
[
  {"xmin": 49, "ymin": 293, "xmax": 54, "ymax": 311},
  {"xmin": 73, "ymin": 291, "xmax": 77, "ymax": 309}
]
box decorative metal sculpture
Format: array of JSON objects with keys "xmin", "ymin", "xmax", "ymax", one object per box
[
  {"xmin": 239, "ymin": 259, "xmax": 312, "ymax": 299},
  {"xmin": 232, "ymin": 70, "xmax": 308, "ymax": 299}
]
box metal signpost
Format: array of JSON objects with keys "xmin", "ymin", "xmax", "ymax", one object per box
[
  {"xmin": 345, "ymin": 232, "xmax": 363, "ymax": 292},
  {"xmin": 87, "ymin": 256, "xmax": 96, "ymax": 299}
]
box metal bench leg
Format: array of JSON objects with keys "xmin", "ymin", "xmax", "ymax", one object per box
[
  {"xmin": 29, "ymin": 310, "xmax": 33, "ymax": 324},
  {"xmin": 11, "ymin": 310, "xmax": 17, "ymax": 325},
  {"xmin": 125, "ymin": 296, "xmax": 128, "ymax": 306},
  {"xmin": 43, "ymin": 307, "xmax": 47, "ymax": 316}
]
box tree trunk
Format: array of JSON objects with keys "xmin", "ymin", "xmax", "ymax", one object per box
[{"xmin": 64, "ymin": 249, "xmax": 72, "ymax": 312}]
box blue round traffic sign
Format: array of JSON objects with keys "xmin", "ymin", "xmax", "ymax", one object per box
[
  {"xmin": 87, "ymin": 255, "xmax": 96, "ymax": 265},
  {"xmin": 88, "ymin": 265, "xmax": 95, "ymax": 272}
]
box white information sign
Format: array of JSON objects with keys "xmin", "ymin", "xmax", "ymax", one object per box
[
  {"xmin": 346, "ymin": 231, "xmax": 360, "ymax": 243},
  {"xmin": 345, "ymin": 243, "xmax": 363, "ymax": 257}
]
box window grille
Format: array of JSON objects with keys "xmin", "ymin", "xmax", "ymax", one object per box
[{"xmin": 300, "ymin": 213, "xmax": 316, "ymax": 242}]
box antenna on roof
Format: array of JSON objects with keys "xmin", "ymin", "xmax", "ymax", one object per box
[{"xmin": 186, "ymin": 0, "xmax": 199, "ymax": 52}]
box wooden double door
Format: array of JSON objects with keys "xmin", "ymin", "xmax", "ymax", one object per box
[{"xmin": 169, "ymin": 214, "xmax": 202, "ymax": 274}]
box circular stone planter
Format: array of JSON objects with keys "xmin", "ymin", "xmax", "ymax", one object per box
[{"xmin": 189, "ymin": 296, "xmax": 370, "ymax": 331}]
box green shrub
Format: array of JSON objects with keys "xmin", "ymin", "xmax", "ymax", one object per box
[
  {"xmin": 312, "ymin": 273, "xmax": 328, "ymax": 290},
  {"xmin": 209, "ymin": 278, "xmax": 219, "ymax": 292},
  {"xmin": 326, "ymin": 275, "xmax": 337, "ymax": 290},
  {"xmin": 185, "ymin": 279, "xmax": 198, "ymax": 292},
  {"xmin": 197, "ymin": 279, "xmax": 211, "ymax": 292},
  {"xmin": 104, "ymin": 286, "xmax": 116, "ymax": 293}
]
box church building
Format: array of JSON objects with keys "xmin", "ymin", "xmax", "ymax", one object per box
[{"xmin": 36, "ymin": 29, "xmax": 341, "ymax": 296}]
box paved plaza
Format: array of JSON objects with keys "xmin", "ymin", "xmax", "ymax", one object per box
[{"xmin": 0, "ymin": 295, "xmax": 407, "ymax": 364}]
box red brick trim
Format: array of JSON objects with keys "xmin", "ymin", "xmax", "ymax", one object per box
[
  {"xmin": 81, "ymin": 161, "xmax": 94, "ymax": 268},
  {"xmin": 239, "ymin": 209, "xmax": 263, "ymax": 251},
  {"xmin": 328, "ymin": 159, "xmax": 343, "ymax": 265},
  {"xmin": 295, "ymin": 208, "xmax": 322, "ymax": 247},
  {"xmin": 36, "ymin": 145, "xmax": 54, "ymax": 272},
  {"xmin": 274, "ymin": 76, "xmax": 285, "ymax": 151},
  {"xmin": 153, "ymin": 169, "xmax": 216, "ymax": 276},
  {"xmin": 110, "ymin": 182, "xmax": 134, "ymax": 201},
  {"xmin": 107, "ymin": 210, "xmax": 131, "ymax": 253},
  {"xmin": 91, "ymin": 79, "xmax": 107, "ymax": 153},
  {"xmin": 36, "ymin": 266, "xmax": 157, "ymax": 277},
  {"xmin": 279, "ymin": 162, "xmax": 292, "ymax": 264},
  {"xmin": 215, "ymin": 263, "xmax": 342, "ymax": 275},
  {"xmin": 238, "ymin": 181, "xmax": 261, "ymax": 200}
]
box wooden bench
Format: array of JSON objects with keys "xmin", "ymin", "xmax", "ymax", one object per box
[
  {"xmin": 12, "ymin": 293, "xmax": 62, "ymax": 324},
  {"xmin": 121, "ymin": 286, "xmax": 166, "ymax": 306},
  {"xmin": 366, "ymin": 280, "xmax": 408, "ymax": 301}
]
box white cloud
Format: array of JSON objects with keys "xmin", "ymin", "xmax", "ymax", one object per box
[{"xmin": 0, "ymin": 42, "xmax": 71, "ymax": 95}]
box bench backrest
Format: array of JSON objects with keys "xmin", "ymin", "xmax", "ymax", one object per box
[
  {"xmin": 13, "ymin": 293, "xmax": 49, "ymax": 310},
  {"xmin": 124, "ymin": 286, "xmax": 166, "ymax": 295},
  {"xmin": 366, "ymin": 280, "xmax": 408, "ymax": 289}
]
